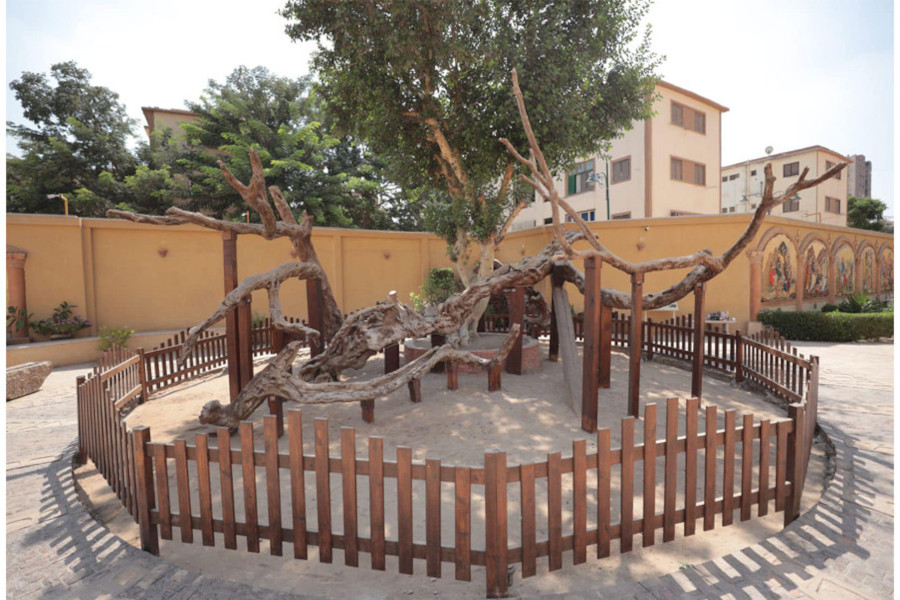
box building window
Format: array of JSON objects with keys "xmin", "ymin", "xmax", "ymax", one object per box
[
  {"xmin": 566, "ymin": 160, "xmax": 595, "ymax": 196},
  {"xmin": 721, "ymin": 208, "xmax": 728, "ymax": 213},
  {"xmin": 580, "ymin": 210, "xmax": 596, "ymax": 222},
  {"xmin": 783, "ymin": 162, "xmax": 800, "ymax": 177},
  {"xmin": 611, "ymin": 211, "xmax": 631, "ymax": 220},
  {"xmin": 825, "ymin": 160, "xmax": 842, "ymax": 180},
  {"xmin": 728, "ymin": 173, "xmax": 739, "ymax": 181},
  {"xmin": 611, "ymin": 157, "xmax": 631, "ymax": 183},
  {"xmin": 543, "ymin": 217, "xmax": 553, "ymax": 225},
  {"xmin": 825, "ymin": 196, "xmax": 841, "ymax": 214},
  {"xmin": 750, "ymin": 170, "xmax": 757, "ymax": 176},
  {"xmin": 728, "ymin": 206, "xmax": 735, "ymax": 213},
  {"xmin": 722, "ymin": 176, "xmax": 728, "ymax": 183},
  {"xmin": 671, "ymin": 101, "xmax": 706, "ymax": 134},
  {"xmin": 671, "ymin": 157, "xmax": 706, "ymax": 186},
  {"xmin": 784, "ymin": 196, "xmax": 800, "ymax": 212}
]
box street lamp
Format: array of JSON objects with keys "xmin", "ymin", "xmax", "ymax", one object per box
[
  {"xmin": 47, "ymin": 194, "xmax": 69, "ymax": 215},
  {"xmin": 586, "ymin": 161, "xmax": 611, "ymax": 221}
]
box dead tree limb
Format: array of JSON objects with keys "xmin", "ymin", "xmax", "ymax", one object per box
[
  {"xmin": 199, "ymin": 325, "xmax": 521, "ymax": 428},
  {"xmin": 500, "ymin": 68, "xmax": 847, "ymax": 310}
]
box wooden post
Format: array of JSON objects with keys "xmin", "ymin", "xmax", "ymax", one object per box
[
  {"xmin": 581, "ymin": 256, "xmax": 601, "ymax": 432},
  {"xmin": 488, "ymin": 363, "xmax": 502, "ymax": 392},
  {"xmin": 76, "ymin": 375, "xmax": 87, "ymax": 464},
  {"xmin": 133, "ymin": 426, "xmax": 159, "ymax": 556},
  {"xmin": 627, "ymin": 273, "xmax": 644, "ymax": 417},
  {"xmin": 446, "ymin": 360, "xmax": 459, "ymax": 390},
  {"xmin": 784, "ymin": 403, "xmax": 805, "ymax": 526},
  {"xmin": 484, "ymin": 450, "xmax": 508, "ymax": 598},
  {"xmin": 136, "ymin": 349, "xmax": 148, "ymax": 403},
  {"xmin": 507, "ymin": 287, "xmax": 525, "ymax": 375},
  {"xmin": 548, "ymin": 265, "xmax": 564, "ymax": 362},
  {"xmin": 599, "ymin": 304, "xmax": 612, "ymax": 388},
  {"xmin": 223, "ymin": 230, "xmax": 243, "ymax": 401},
  {"xmin": 735, "ymin": 330, "xmax": 744, "ymax": 383},
  {"xmin": 408, "ymin": 378, "xmax": 422, "ymax": 403},
  {"xmin": 384, "ymin": 343, "xmax": 400, "ymax": 373},
  {"xmin": 267, "ymin": 397, "xmax": 285, "ymax": 437},
  {"xmin": 430, "ymin": 333, "xmax": 446, "ymax": 373},
  {"xmin": 237, "ymin": 297, "xmax": 254, "ymax": 389},
  {"xmin": 645, "ymin": 317, "xmax": 654, "ymax": 360},
  {"xmin": 306, "ymin": 278, "xmax": 325, "ymax": 357},
  {"xmin": 691, "ymin": 283, "xmax": 706, "ymax": 399}
]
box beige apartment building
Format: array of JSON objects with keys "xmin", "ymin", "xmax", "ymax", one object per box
[
  {"xmin": 721, "ymin": 146, "xmax": 848, "ymax": 227},
  {"xmin": 141, "ymin": 106, "xmax": 200, "ymax": 144},
  {"xmin": 513, "ymin": 81, "xmax": 728, "ymax": 229}
]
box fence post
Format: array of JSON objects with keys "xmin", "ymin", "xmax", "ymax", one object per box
[
  {"xmin": 627, "ymin": 273, "xmax": 644, "ymax": 417},
  {"xmin": 132, "ymin": 426, "xmax": 159, "ymax": 556},
  {"xmin": 136, "ymin": 349, "xmax": 148, "ymax": 403},
  {"xmin": 734, "ymin": 330, "xmax": 744, "ymax": 383},
  {"xmin": 645, "ymin": 317, "xmax": 654, "ymax": 361},
  {"xmin": 484, "ymin": 450, "xmax": 509, "ymax": 598},
  {"xmin": 784, "ymin": 403, "xmax": 804, "ymax": 527},
  {"xmin": 76, "ymin": 376, "xmax": 87, "ymax": 465}
]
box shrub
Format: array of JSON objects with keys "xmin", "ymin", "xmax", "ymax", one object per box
[
  {"xmin": 97, "ymin": 326, "xmax": 135, "ymax": 351},
  {"xmin": 758, "ymin": 309, "xmax": 893, "ymax": 342},
  {"xmin": 820, "ymin": 303, "xmax": 839, "ymax": 313},
  {"xmin": 837, "ymin": 292, "xmax": 886, "ymax": 313},
  {"xmin": 32, "ymin": 301, "xmax": 91, "ymax": 337},
  {"xmin": 410, "ymin": 268, "xmax": 460, "ymax": 313}
]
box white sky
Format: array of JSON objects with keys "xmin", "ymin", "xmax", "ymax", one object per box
[{"xmin": 4, "ymin": 0, "xmax": 895, "ymax": 216}]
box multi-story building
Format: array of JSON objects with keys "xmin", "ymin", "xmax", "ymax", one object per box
[
  {"xmin": 846, "ymin": 153, "xmax": 872, "ymax": 198},
  {"xmin": 513, "ymin": 81, "xmax": 728, "ymax": 229},
  {"xmin": 141, "ymin": 106, "xmax": 200, "ymax": 146},
  {"xmin": 721, "ymin": 146, "xmax": 848, "ymax": 227}
]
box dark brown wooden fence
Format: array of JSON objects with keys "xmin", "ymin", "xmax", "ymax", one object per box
[
  {"xmin": 140, "ymin": 318, "xmax": 309, "ymax": 395},
  {"xmin": 79, "ymin": 315, "xmax": 820, "ymax": 597},
  {"xmin": 130, "ymin": 397, "xmax": 808, "ymax": 597}
]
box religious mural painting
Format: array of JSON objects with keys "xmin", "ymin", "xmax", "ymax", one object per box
[
  {"xmin": 803, "ymin": 241, "xmax": 828, "ymax": 298},
  {"xmin": 834, "ymin": 244, "xmax": 855, "ymax": 296},
  {"xmin": 762, "ymin": 235, "xmax": 796, "ymax": 302},
  {"xmin": 881, "ymin": 248, "xmax": 893, "ymax": 292},
  {"xmin": 861, "ymin": 246, "xmax": 876, "ymax": 293}
]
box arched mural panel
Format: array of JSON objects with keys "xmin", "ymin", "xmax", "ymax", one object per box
[
  {"xmin": 802, "ymin": 240, "xmax": 828, "ymax": 298},
  {"xmin": 834, "ymin": 244, "xmax": 855, "ymax": 296},
  {"xmin": 881, "ymin": 248, "xmax": 893, "ymax": 292},
  {"xmin": 861, "ymin": 246, "xmax": 876, "ymax": 293},
  {"xmin": 762, "ymin": 235, "xmax": 796, "ymax": 302}
]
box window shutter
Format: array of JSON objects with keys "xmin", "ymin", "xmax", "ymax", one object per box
[{"xmin": 568, "ymin": 174, "xmax": 576, "ymax": 195}]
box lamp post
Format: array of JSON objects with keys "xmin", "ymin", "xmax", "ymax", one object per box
[
  {"xmin": 586, "ymin": 161, "xmax": 610, "ymax": 221},
  {"xmin": 47, "ymin": 194, "xmax": 69, "ymax": 215}
]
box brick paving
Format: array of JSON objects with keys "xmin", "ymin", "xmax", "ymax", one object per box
[{"xmin": 6, "ymin": 342, "xmax": 893, "ymax": 599}]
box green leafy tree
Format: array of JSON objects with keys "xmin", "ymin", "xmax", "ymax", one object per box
[
  {"xmin": 847, "ymin": 196, "xmax": 887, "ymax": 231},
  {"xmin": 172, "ymin": 66, "xmax": 421, "ymax": 229},
  {"xmin": 7, "ymin": 61, "xmax": 186, "ymax": 216},
  {"xmin": 281, "ymin": 0, "xmax": 660, "ymax": 290}
]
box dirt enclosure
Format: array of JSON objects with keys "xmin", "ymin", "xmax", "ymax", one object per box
[{"xmin": 77, "ymin": 340, "xmax": 827, "ymax": 599}]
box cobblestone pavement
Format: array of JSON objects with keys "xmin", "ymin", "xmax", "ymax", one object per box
[{"xmin": 6, "ymin": 343, "xmax": 893, "ymax": 599}]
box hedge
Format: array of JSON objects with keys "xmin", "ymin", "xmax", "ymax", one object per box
[{"xmin": 758, "ymin": 310, "xmax": 894, "ymax": 342}]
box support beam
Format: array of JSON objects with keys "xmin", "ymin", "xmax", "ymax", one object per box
[
  {"xmin": 506, "ymin": 287, "xmax": 525, "ymax": 375},
  {"xmin": 599, "ymin": 304, "xmax": 612, "ymax": 388},
  {"xmin": 627, "ymin": 273, "xmax": 644, "ymax": 417},
  {"xmin": 581, "ymin": 256, "xmax": 601, "ymax": 432},
  {"xmin": 548, "ymin": 265, "xmax": 565, "ymax": 362},
  {"xmin": 691, "ymin": 283, "xmax": 706, "ymax": 399},
  {"xmin": 306, "ymin": 278, "xmax": 325, "ymax": 357},
  {"xmin": 223, "ymin": 231, "xmax": 244, "ymax": 401}
]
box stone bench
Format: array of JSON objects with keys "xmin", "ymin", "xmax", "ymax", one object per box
[{"xmin": 7, "ymin": 361, "xmax": 52, "ymax": 400}]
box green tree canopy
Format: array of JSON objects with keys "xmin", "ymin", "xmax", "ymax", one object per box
[
  {"xmin": 847, "ymin": 196, "xmax": 888, "ymax": 232},
  {"xmin": 281, "ymin": 0, "xmax": 660, "ymax": 283},
  {"xmin": 174, "ymin": 66, "xmax": 423, "ymax": 229},
  {"xmin": 6, "ymin": 61, "xmax": 147, "ymax": 215}
]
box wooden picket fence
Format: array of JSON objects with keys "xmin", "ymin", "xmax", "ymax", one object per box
[
  {"xmin": 76, "ymin": 346, "xmax": 144, "ymax": 519},
  {"xmin": 78, "ymin": 315, "xmax": 820, "ymax": 597},
  {"xmin": 140, "ymin": 317, "xmax": 309, "ymax": 395}
]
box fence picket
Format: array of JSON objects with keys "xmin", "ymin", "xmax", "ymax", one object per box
[
  {"xmin": 704, "ymin": 405, "xmax": 717, "ymax": 531},
  {"xmin": 426, "ymin": 458, "xmax": 442, "ymax": 577},
  {"xmin": 573, "ymin": 439, "xmax": 587, "ymax": 564},
  {"xmin": 217, "ymin": 427, "xmax": 237, "ymax": 550},
  {"xmin": 620, "ymin": 417, "xmax": 635, "ymax": 553},
  {"xmin": 240, "ymin": 422, "xmax": 260, "ymax": 553},
  {"xmin": 642, "ymin": 403, "xmax": 657, "ymax": 547},
  {"xmin": 520, "ymin": 463, "xmax": 536, "ymax": 577},
  {"xmin": 597, "ymin": 428, "xmax": 611, "ymax": 558},
  {"xmin": 455, "ymin": 466, "xmax": 472, "ymax": 581},
  {"xmin": 547, "ymin": 451, "xmax": 563, "ymax": 570},
  {"xmin": 265, "ymin": 416, "xmax": 283, "ymax": 556},
  {"xmin": 369, "ymin": 437, "xmax": 385, "ymax": 570},
  {"xmin": 397, "ymin": 446, "xmax": 413, "ymax": 574},
  {"xmin": 174, "ymin": 439, "xmax": 193, "ymax": 543},
  {"xmin": 723, "ymin": 410, "xmax": 736, "ymax": 526},
  {"xmin": 663, "ymin": 398, "xmax": 678, "ymax": 542},
  {"xmin": 341, "ymin": 427, "xmax": 358, "ymax": 566},
  {"xmin": 314, "ymin": 419, "xmax": 332, "ymax": 563},
  {"xmin": 196, "ymin": 433, "xmax": 215, "ymax": 547}
]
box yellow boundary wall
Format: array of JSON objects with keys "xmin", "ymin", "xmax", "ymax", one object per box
[{"xmin": 7, "ymin": 213, "xmax": 892, "ymax": 366}]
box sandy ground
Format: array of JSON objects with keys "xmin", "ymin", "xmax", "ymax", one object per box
[{"xmin": 76, "ymin": 340, "xmax": 827, "ymax": 599}]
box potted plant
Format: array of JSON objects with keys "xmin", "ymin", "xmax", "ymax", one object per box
[
  {"xmin": 6, "ymin": 306, "xmax": 33, "ymax": 344},
  {"xmin": 32, "ymin": 302, "xmax": 91, "ymax": 340}
]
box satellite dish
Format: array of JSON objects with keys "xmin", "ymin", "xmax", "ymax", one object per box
[{"xmin": 765, "ymin": 146, "xmax": 773, "ymax": 155}]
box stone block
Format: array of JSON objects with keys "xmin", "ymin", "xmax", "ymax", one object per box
[{"xmin": 6, "ymin": 361, "xmax": 52, "ymax": 400}]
